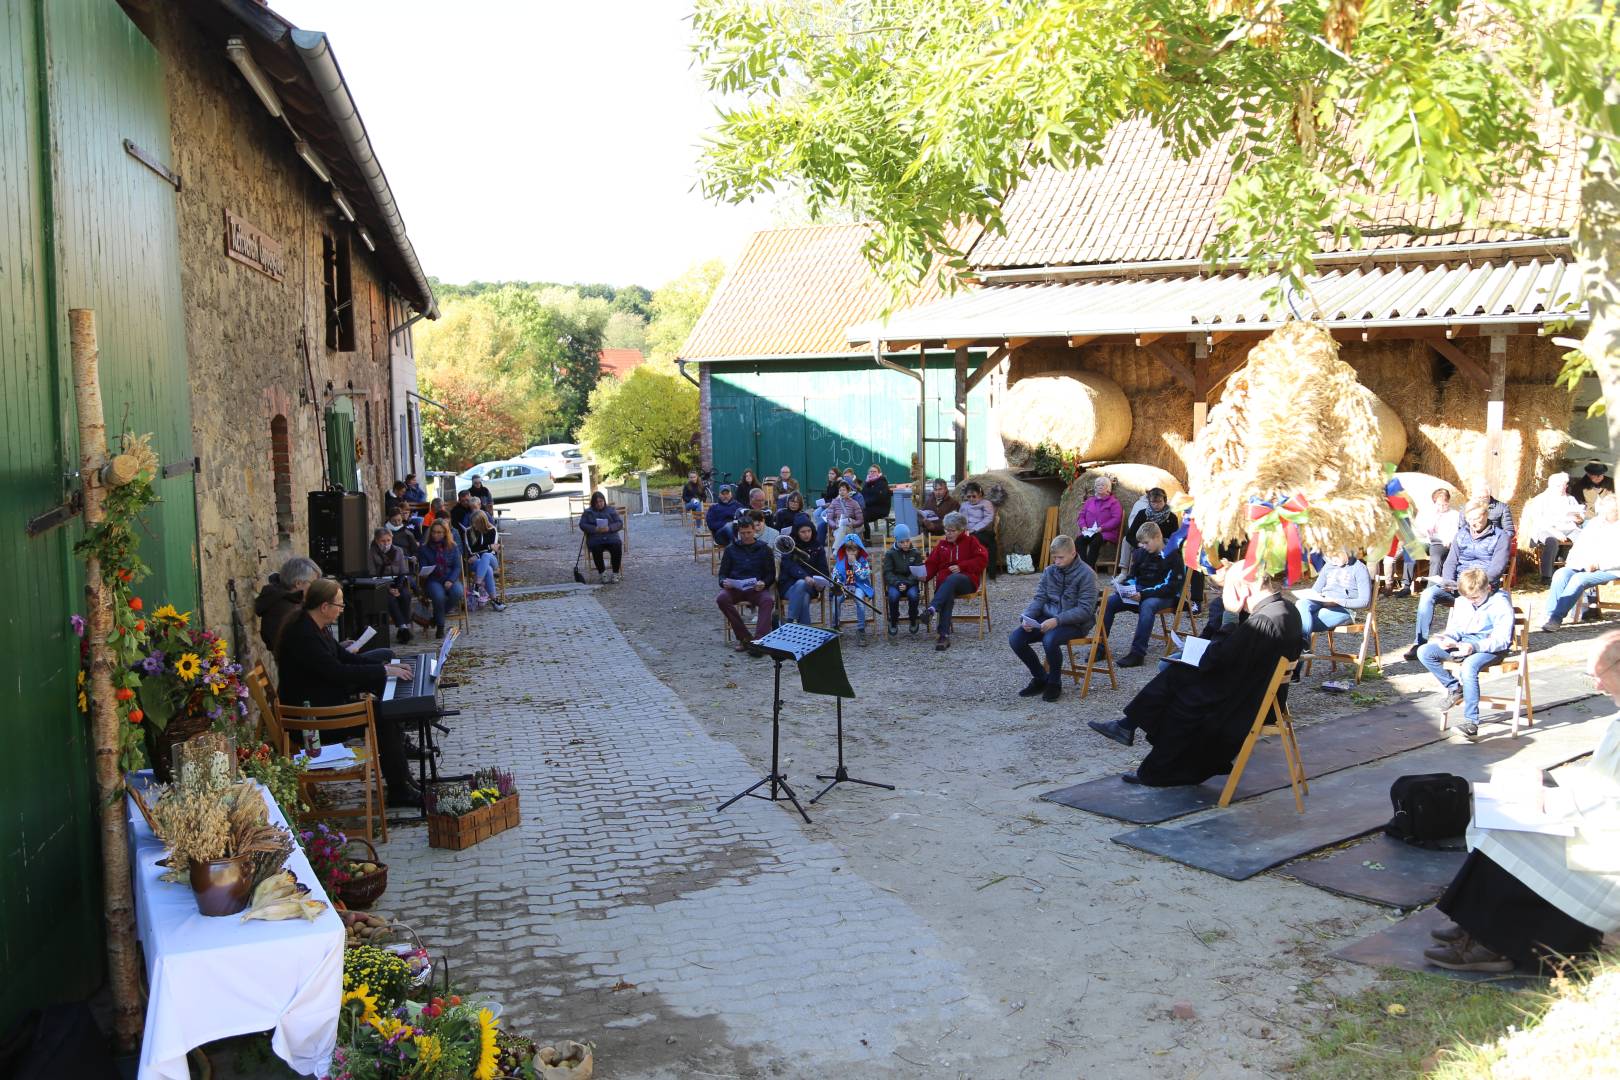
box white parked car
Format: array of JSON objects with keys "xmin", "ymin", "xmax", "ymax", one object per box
[
  {"xmin": 456, "ymin": 460, "xmax": 554, "ymax": 501},
  {"xmin": 521, "ymin": 443, "xmax": 584, "ymax": 480}
]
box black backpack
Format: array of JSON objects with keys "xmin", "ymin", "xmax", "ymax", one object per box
[{"xmin": 1385, "ymin": 773, "xmax": 1471, "ymax": 848}]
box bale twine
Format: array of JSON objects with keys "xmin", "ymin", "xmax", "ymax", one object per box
[
  {"xmin": 1000, "ymin": 371, "xmax": 1131, "ymax": 467},
  {"xmin": 1058, "ymin": 464, "xmax": 1185, "ymax": 536},
  {"xmin": 956, "ymin": 469, "xmax": 1060, "ymax": 558},
  {"xmin": 1191, "ymin": 322, "xmax": 1391, "ymax": 558}
]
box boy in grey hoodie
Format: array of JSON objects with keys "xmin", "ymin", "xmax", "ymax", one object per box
[{"xmin": 1011, "ymin": 535, "xmax": 1099, "ymax": 702}]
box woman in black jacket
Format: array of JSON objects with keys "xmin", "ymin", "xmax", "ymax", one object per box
[
  {"xmin": 276, "ymin": 579, "xmax": 420, "ymax": 806},
  {"xmin": 367, "ymin": 527, "xmax": 414, "ymax": 644},
  {"xmin": 774, "ymin": 491, "xmax": 808, "ymax": 533},
  {"xmin": 861, "ymin": 464, "xmax": 892, "ymax": 539}
]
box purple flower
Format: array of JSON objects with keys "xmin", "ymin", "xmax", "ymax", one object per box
[
  {"xmin": 70, "ymin": 614, "xmax": 86, "ymax": 638},
  {"xmin": 206, "ymin": 706, "xmax": 223, "ymax": 720},
  {"xmin": 140, "ymin": 652, "xmax": 165, "ymax": 675}
]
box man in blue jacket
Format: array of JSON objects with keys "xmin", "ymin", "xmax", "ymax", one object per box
[
  {"xmin": 1102, "ymin": 522, "xmax": 1183, "ymax": 667},
  {"xmin": 1010, "ymin": 535, "xmax": 1099, "ymax": 701},
  {"xmin": 1405, "ymin": 502, "xmax": 1511, "ymax": 661},
  {"xmin": 705, "ymin": 484, "xmax": 744, "ymax": 546},
  {"xmin": 1416, "ymin": 568, "xmax": 1516, "ymax": 741},
  {"xmin": 717, "ymin": 517, "xmax": 777, "ymax": 652}
]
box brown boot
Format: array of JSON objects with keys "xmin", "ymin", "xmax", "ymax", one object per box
[{"xmin": 1422, "ymin": 934, "xmax": 1513, "ymax": 973}]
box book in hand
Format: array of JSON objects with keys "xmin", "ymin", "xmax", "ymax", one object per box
[
  {"xmin": 1172, "ymin": 635, "xmax": 1211, "ymax": 667},
  {"xmin": 909, "ymin": 564, "xmax": 927, "ymax": 579},
  {"xmin": 1020, "ymin": 615, "xmax": 1040, "ymax": 631},
  {"xmin": 418, "ymin": 564, "xmax": 436, "ymax": 577},
  {"xmin": 731, "ymin": 577, "xmax": 759, "ymax": 590},
  {"xmin": 345, "ymin": 625, "xmax": 376, "ymax": 654}
]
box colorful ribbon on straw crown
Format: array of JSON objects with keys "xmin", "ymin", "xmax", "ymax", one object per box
[
  {"xmin": 1382, "ymin": 464, "xmax": 1427, "ymax": 560},
  {"xmin": 1242, "ymin": 494, "xmax": 1310, "ymax": 585}
]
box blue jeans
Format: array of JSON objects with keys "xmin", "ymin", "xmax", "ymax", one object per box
[
  {"xmin": 1297, "ymin": 598, "xmax": 1354, "ymax": 644},
  {"xmin": 1545, "ymin": 568, "xmax": 1620, "ymax": 624},
  {"xmin": 1414, "ymin": 584, "xmax": 1457, "ymax": 644},
  {"xmin": 1102, "ymin": 593, "xmax": 1171, "ymax": 657},
  {"xmin": 425, "ymin": 578, "xmax": 464, "ymax": 631},
  {"xmin": 470, "ymin": 551, "xmax": 498, "ymax": 596},
  {"xmin": 685, "ymin": 498, "xmax": 702, "ymax": 512},
  {"xmin": 1417, "ymin": 642, "xmax": 1505, "ymax": 724},
  {"xmin": 929, "ymin": 573, "xmax": 975, "ymax": 634},
  {"xmin": 785, "ymin": 579, "xmax": 821, "ymax": 624},
  {"xmin": 834, "ymin": 593, "xmax": 867, "ymax": 631},
  {"xmin": 1009, "ymin": 622, "xmax": 1089, "ymax": 684},
  {"xmin": 886, "ymin": 582, "xmax": 919, "ymax": 627}
]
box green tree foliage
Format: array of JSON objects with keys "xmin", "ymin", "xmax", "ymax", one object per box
[
  {"xmin": 645, "ymin": 260, "xmax": 727, "ymax": 373},
  {"xmin": 578, "ymin": 367, "xmax": 700, "ymax": 477},
  {"xmin": 692, "ymin": 0, "xmax": 1620, "ymax": 449},
  {"xmin": 611, "ymin": 284, "xmax": 654, "ymax": 319},
  {"xmin": 604, "ymin": 310, "xmax": 649, "ymax": 353},
  {"xmin": 413, "ymin": 301, "xmax": 556, "ymax": 470}
]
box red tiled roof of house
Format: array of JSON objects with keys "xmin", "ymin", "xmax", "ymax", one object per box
[
  {"xmin": 969, "ymin": 117, "xmax": 1580, "ymax": 270},
  {"xmin": 679, "ymin": 222, "xmax": 971, "ymax": 360},
  {"xmin": 598, "ymin": 348, "xmax": 644, "ymax": 379}
]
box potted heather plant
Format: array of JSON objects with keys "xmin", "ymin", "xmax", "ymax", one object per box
[{"xmin": 424, "ymin": 768, "xmax": 519, "ymax": 851}]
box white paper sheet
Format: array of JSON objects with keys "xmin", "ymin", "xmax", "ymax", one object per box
[
  {"xmin": 1472, "ymin": 782, "xmax": 1579, "ymax": 836},
  {"xmin": 1174, "ymin": 636, "xmax": 1211, "ymax": 667}
]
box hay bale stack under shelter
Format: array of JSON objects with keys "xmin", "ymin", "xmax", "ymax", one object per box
[
  {"xmin": 1369, "ymin": 392, "xmax": 1408, "ymax": 467},
  {"xmin": 1192, "ymin": 322, "xmax": 1391, "ymax": 558},
  {"xmin": 1000, "ymin": 371, "xmax": 1131, "ymax": 468},
  {"xmin": 1421, "ymin": 378, "xmax": 1574, "ymax": 503},
  {"xmin": 1058, "ymin": 464, "xmax": 1185, "ymax": 537},
  {"xmin": 956, "ymin": 470, "xmax": 1060, "ymax": 559}
]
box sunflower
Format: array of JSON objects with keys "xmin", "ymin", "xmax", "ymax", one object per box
[
  {"xmin": 173, "ymin": 653, "xmax": 202, "ymax": 681},
  {"xmin": 473, "ymin": 1008, "xmax": 499, "ymax": 1080},
  {"xmin": 153, "ymin": 604, "xmax": 189, "ymax": 625},
  {"xmin": 340, "ymin": 983, "xmax": 378, "ymax": 1024}
]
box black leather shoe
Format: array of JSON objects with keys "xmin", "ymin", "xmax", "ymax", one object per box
[
  {"xmin": 1041, "ymin": 682, "xmax": 1062, "ymax": 703},
  {"xmin": 1018, "ymin": 678, "xmax": 1046, "ymax": 698},
  {"xmin": 396, "ymin": 627, "xmax": 412, "ymax": 645},
  {"xmin": 386, "ymin": 783, "xmax": 423, "ymax": 809},
  {"xmin": 1122, "ymin": 771, "xmax": 1143, "ymax": 785},
  {"xmin": 1088, "ymin": 719, "xmax": 1135, "ymax": 747},
  {"xmin": 1118, "ymin": 651, "xmax": 1145, "ymax": 668},
  {"xmin": 1402, "ymin": 645, "xmax": 1420, "ymax": 662}
]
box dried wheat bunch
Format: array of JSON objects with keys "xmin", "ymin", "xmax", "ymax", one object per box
[{"xmin": 152, "ymin": 789, "xmax": 230, "ymax": 867}]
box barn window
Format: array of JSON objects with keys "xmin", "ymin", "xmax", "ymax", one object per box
[{"xmin": 323, "ymin": 231, "xmax": 355, "ymax": 352}]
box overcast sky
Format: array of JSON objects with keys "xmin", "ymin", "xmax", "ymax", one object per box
[{"xmin": 270, "ymin": 0, "xmax": 780, "ymax": 290}]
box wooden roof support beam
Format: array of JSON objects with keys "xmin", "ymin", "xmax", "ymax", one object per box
[
  {"xmin": 1135, "ymin": 332, "xmax": 1168, "ymax": 346},
  {"xmin": 945, "ymin": 338, "xmax": 984, "ymax": 350},
  {"xmin": 963, "ymin": 344, "xmax": 1011, "ymax": 395},
  {"xmin": 1068, "ymin": 334, "xmax": 1096, "ymax": 348},
  {"xmin": 1145, "ymin": 344, "xmax": 1198, "ymax": 393},
  {"xmin": 1428, "ymin": 338, "xmax": 1490, "ymax": 390}
]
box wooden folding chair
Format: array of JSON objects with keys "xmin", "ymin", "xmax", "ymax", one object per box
[
  {"xmin": 1443, "ymin": 606, "xmax": 1535, "ymax": 737},
  {"xmin": 1037, "ymin": 507, "xmax": 1061, "ymax": 570},
  {"xmin": 613, "ymin": 505, "xmax": 631, "ymax": 556},
  {"xmin": 1218, "ymin": 657, "xmax": 1307, "ymax": 812},
  {"xmin": 1102, "ymin": 505, "xmax": 1132, "ymax": 576},
  {"xmin": 1060, "ymin": 586, "xmax": 1117, "ymax": 697},
  {"xmin": 934, "ymin": 575, "xmax": 991, "ymax": 638},
  {"xmin": 245, "ymin": 662, "xmax": 284, "ymax": 750},
  {"xmin": 1302, "ymin": 570, "xmax": 1383, "ymax": 682},
  {"xmin": 277, "ymin": 698, "xmax": 388, "ymax": 843},
  {"xmin": 1154, "ymin": 573, "xmax": 1200, "ymax": 656}
]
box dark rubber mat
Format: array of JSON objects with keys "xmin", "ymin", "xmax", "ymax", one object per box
[
  {"xmin": 1331, "ymin": 906, "xmax": 1541, "ymax": 988},
  {"xmin": 1279, "ymin": 834, "xmax": 1467, "ymax": 909}
]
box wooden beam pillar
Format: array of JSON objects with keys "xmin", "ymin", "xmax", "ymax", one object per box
[
  {"xmin": 953, "ymin": 345, "xmax": 969, "ymax": 484},
  {"xmin": 1192, "ymin": 338, "xmax": 1211, "ymax": 435},
  {"xmin": 1485, "ymin": 335, "xmax": 1507, "ymax": 494}
]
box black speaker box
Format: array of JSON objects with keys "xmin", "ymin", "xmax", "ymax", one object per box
[{"xmin": 308, "ymin": 491, "xmax": 369, "ymax": 577}]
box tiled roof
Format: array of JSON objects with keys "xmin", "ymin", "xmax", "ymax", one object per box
[
  {"xmin": 679, "ymin": 223, "xmax": 966, "ymax": 361},
  {"xmin": 598, "ymin": 348, "xmax": 644, "ymax": 379},
  {"xmin": 969, "ymin": 118, "xmax": 1579, "ymax": 270}
]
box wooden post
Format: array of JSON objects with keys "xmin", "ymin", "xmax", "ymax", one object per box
[
  {"xmin": 72, "ymin": 309, "xmax": 144, "ymax": 1052},
  {"xmin": 953, "ymin": 345, "xmax": 969, "ymax": 484},
  {"xmin": 1485, "ymin": 336, "xmax": 1507, "ymax": 495},
  {"xmin": 1192, "ymin": 338, "xmax": 1211, "ymax": 436}
]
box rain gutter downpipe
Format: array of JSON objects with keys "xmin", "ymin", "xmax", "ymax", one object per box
[
  {"xmin": 676, "ymin": 357, "xmax": 701, "ymax": 390},
  {"xmin": 873, "ymin": 340, "xmax": 928, "ymax": 488}
]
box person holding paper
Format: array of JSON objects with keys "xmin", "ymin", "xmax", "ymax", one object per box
[
  {"xmin": 1009, "ymin": 535, "xmax": 1098, "ymax": 702},
  {"xmin": 1088, "ymin": 566, "xmax": 1303, "ymax": 786},
  {"xmin": 716, "ymin": 517, "xmax": 777, "ymax": 652},
  {"xmin": 921, "ymin": 511, "xmax": 989, "ymax": 652},
  {"xmin": 578, "ymin": 491, "xmax": 624, "ymax": 584},
  {"xmin": 1100, "ymin": 521, "xmax": 1183, "ymax": 667},
  {"xmin": 779, "ymin": 518, "xmax": 831, "ymax": 625},
  {"xmin": 1293, "ymin": 550, "xmax": 1372, "ymax": 650},
  {"xmin": 1075, "ymin": 475, "xmax": 1123, "ymax": 568},
  {"xmin": 825, "ymin": 479, "xmax": 865, "ymax": 549},
  {"xmin": 465, "ymin": 510, "xmax": 508, "ymax": 608},
  {"xmin": 916, "ymin": 478, "xmax": 959, "ymax": 538},
  {"xmin": 1424, "ymin": 630, "xmax": 1620, "ymax": 972},
  {"xmin": 705, "ymin": 484, "xmax": 744, "ymax": 546},
  {"xmin": 1404, "ymin": 501, "xmax": 1510, "ymax": 662},
  {"xmin": 418, "ymin": 520, "xmax": 465, "ymax": 640},
  {"xmin": 882, "ymin": 525, "xmax": 926, "ymax": 636},
  {"xmin": 368, "ymin": 527, "xmax": 415, "ymax": 644},
  {"xmin": 1415, "ymin": 567, "xmax": 1516, "ymax": 741},
  {"xmin": 1541, "ymin": 493, "xmax": 1620, "ymax": 630},
  {"xmin": 1523, "ymin": 471, "xmax": 1587, "ymax": 582}
]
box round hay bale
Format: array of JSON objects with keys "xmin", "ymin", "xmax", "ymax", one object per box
[
  {"xmin": 1368, "ymin": 391, "xmax": 1408, "ymax": 468},
  {"xmin": 1392, "ymin": 471, "xmax": 1457, "ymax": 511},
  {"xmin": 955, "ymin": 469, "xmax": 1060, "ymax": 559},
  {"xmin": 1001, "ymin": 371, "xmax": 1131, "ymax": 467},
  {"xmin": 1058, "ymin": 464, "xmax": 1184, "ymax": 537}
]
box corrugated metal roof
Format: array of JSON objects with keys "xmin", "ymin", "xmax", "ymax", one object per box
[{"xmin": 846, "ymin": 257, "xmax": 1584, "ymax": 343}]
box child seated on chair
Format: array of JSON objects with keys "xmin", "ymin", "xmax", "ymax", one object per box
[
  {"xmin": 1086, "ymin": 567, "xmax": 1304, "ymax": 787},
  {"xmin": 1009, "ymin": 535, "xmax": 1099, "ymax": 702},
  {"xmin": 1416, "ymin": 567, "xmax": 1516, "ymax": 743},
  {"xmin": 882, "ymin": 525, "xmax": 925, "ymax": 637},
  {"xmin": 1101, "ymin": 522, "xmax": 1183, "ymax": 668},
  {"xmin": 1293, "ymin": 550, "xmax": 1371, "ymax": 649},
  {"xmin": 830, "ymin": 533, "xmax": 875, "ymax": 646}
]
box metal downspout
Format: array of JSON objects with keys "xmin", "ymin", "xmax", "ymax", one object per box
[
  {"xmin": 676, "ymin": 357, "xmax": 701, "ymax": 390},
  {"xmin": 873, "ymin": 341, "xmax": 927, "ymax": 488}
]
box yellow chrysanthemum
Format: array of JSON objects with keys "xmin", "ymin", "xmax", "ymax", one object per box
[
  {"xmin": 153, "ymin": 604, "xmax": 189, "ymax": 625},
  {"xmin": 173, "ymin": 653, "xmax": 201, "ymax": 681},
  {"xmin": 340, "ymin": 983, "xmax": 378, "ymax": 1023},
  {"xmin": 414, "ymin": 1033, "xmax": 443, "ymax": 1068},
  {"xmin": 473, "ymin": 1008, "xmax": 499, "ymax": 1080}
]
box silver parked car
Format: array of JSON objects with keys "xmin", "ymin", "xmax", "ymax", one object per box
[
  {"xmin": 521, "ymin": 443, "xmax": 584, "ymax": 480},
  {"xmin": 456, "ymin": 460, "xmax": 555, "ymax": 501}
]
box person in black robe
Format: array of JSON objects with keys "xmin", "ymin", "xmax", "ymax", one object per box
[{"xmin": 1088, "ymin": 569, "xmax": 1303, "ymax": 785}]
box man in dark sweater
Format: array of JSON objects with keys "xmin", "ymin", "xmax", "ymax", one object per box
[
  {"xmin": 705, "ymin": 485, "xmax": 744, "ymax": 546},
  {"xmin": 1404, "ymin": 502, "xmax": 1512, "ymax": 660},
  {"xmin": 716, "ymin": 518, "xmax": 777, "ymax": 652},
  {"xmin": 253, "ymin": 556, "xmax": 321, "ymax": 653}
]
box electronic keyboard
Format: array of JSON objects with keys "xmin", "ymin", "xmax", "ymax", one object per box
[{"xmin": 379, "ymin": 628, "xmax": 457, "ymax": 720}]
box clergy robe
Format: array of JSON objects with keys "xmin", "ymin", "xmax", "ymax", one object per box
[{"xmin": 1123, "ymin": 591, "xmax": 1304, "ymax": 786}]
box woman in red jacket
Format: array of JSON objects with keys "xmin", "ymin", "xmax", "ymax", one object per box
[{"xmin": 922, "ymin": 511, "xmax": 989, "ymax": 651}]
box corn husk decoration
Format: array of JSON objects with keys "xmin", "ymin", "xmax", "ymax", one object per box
[{"xmin": 1188, "ymin": 321, "xmax": 1392, "ymax": 581}]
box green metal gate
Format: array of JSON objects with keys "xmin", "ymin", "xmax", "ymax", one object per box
[{"xmin": 0, "ymin": 0, "xmax": 198, "ymax": 1030}]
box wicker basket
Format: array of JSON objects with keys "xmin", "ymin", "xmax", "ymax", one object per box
[
  {"xmin": 336, "ymin": 837, "xmax": 388, "ymax": 909},
  {"xmin": 426, "ymin": 793, "xmax": 520, "ymax": 850}
]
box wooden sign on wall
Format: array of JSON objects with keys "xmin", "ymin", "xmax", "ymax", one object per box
[{"xmin": 224, "ymin": 210, "xmax": 285, "ymax": 282}]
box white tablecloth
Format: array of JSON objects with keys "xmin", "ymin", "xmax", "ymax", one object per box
[{"xmin": 126, "ymin": 775, "xmax": 343, "ymax": 1079}]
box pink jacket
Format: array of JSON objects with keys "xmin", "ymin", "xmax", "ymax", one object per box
[{"xmin": 1077, "ymin": 494, "xmax": 1123, "ymax": 542}]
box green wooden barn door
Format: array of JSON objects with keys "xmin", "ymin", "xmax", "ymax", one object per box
[
  {"xmin": 46, "ymin": 0, "xmax": 198, "ymax": 615},
  {"xmin": 708, "ymin": 375, "xmax": 758, "ymax": 484},
  {"xmin": 326, "ymin": 404, "xmax": 358, "ymax": 491}
]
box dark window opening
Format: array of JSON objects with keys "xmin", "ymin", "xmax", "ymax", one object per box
[
  {"xmin": 323, "ymin": 231, "xmax": 355, "ymax": 352},
  {"xmin": 271, "ymin": 415, "xmax": 293, "ymax": 542}
]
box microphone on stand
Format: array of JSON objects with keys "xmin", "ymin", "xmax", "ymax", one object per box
[{"xmin": 774, "ymin": 533, "xmax": 881, "ymax": 617}]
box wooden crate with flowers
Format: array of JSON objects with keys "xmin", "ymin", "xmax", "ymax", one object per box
[{"xmin": 425, "ymin": 768, "xmax": 519, "ymax": 850}]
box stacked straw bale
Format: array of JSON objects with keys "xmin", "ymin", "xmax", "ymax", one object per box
[
  {"xmin": 1000, "ymin": 371, "xmax": 1131, "ymax": 467},
  {"xmin": 955, "ymin": 469, "xmax": 1060, "ymax": 559},
  {"xmin": 1058, "ymin": 464, "xmax": 1185, "ymax": 537},
  {"xmin": 1191, "ymin": 322, "xmax": 1392, "ymax": 556},
  {"xmin": 1420, "ymin": 378, "xmax": 1573, "ymax": 503}
]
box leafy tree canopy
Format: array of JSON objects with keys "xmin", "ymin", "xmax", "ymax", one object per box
[
  {"xmin": 579, "ymin": 367, "xmax": 701, "ymax": 477},
  {"xmin": 645, "ymin": 260, "xmax": 727, "ymax": 373}
]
